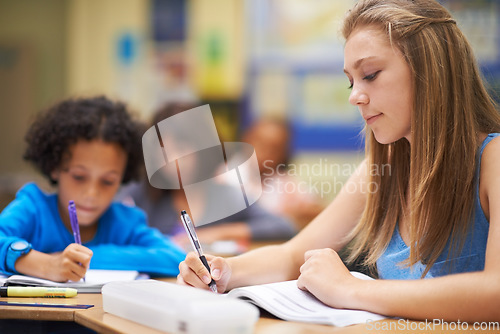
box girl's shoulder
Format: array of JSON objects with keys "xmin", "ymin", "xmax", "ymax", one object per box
[
  {"xmin": 480, "ymin": 133, "xmax": 500, "ymax": 154},
  {"xmin": 479, "ymin": 133, "xmax": 500, "ymax": 221},
  {"xmin": 480, "ymin": 133, "xmax": 500, "ymax": 163}
]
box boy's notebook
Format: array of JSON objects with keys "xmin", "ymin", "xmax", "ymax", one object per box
[
  {"xmin": 226, "ymin": 271, "xmax": 387, "ymax": 327},
  {"xmin": 3, "ymin": 269, "xmax": 145, "ymax": 293}
]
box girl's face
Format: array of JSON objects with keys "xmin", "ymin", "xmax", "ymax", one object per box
[
  {"xmin": 51, "ymin": 139, "xmax": 127, "ymax": 228},
  {"xmin": 344, "ymin": 25, "xmax": 413, "ymax": 144}
]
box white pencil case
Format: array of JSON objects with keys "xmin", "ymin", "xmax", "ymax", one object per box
[{"xmin": 102, "ymin": 280, "xmax": 259, "ymax": 334}]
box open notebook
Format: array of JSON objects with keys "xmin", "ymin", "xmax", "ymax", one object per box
[
  {"xmin": 3, "ymin": 269, "xmax": 146, "ymax": 293},
  {"xmin": 227, "ymin": 271, "xmax": 387, "ymax": 327}
]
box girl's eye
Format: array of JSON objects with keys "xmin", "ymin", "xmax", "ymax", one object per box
[
  {"xmin": 363, "ymin": 70, "xmax": 381, "ymax": 81},
  {"xmin": 347, "ymin": 70, "xmax": 380, "ymax": 90}
]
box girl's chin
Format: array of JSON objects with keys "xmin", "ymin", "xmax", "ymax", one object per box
[
  {"xmin": 372, "ymin": 132, "xmax": 407, "ymax": 145},
  {"xmin": 373, "ymin": 134, "xmax": 393, "ymax": 145}
]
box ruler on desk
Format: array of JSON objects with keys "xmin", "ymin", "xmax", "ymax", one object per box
[{"xmin": 0, "ymin": 301, "xmax": 93, "ymax": 309}]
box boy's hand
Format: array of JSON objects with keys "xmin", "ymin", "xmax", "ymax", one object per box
[
  {"xmin": 14, "ymin": 244, "xmax": 93, "ymax": 282},
  {"xmin": 47, "ymin": 244, "xmax": 93, "ymax": 282}
]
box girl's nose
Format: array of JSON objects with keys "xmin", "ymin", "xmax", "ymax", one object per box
[{"xmin": 349, "ymin": 85, "xmax": 369, "ymax": 106}]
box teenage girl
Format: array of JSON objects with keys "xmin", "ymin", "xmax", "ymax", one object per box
[{"xmin": 178, "ymin": 0, "xmax": 500, "ymax": 321}]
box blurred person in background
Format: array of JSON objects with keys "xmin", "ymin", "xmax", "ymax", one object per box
[
  {"xmin": 116, "ymin": 102, "xmax": 297, "ymax": 248},
  {"xmin": 242, "ymin": 118, "xmax": 325, "ymax": 230}
]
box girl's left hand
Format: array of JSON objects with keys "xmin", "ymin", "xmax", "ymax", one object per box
[{"xmin": 297, "ymin": 248, "xmax": 358, "ymax": 309}]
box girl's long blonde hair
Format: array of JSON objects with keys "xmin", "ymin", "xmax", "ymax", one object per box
[{"xmin": 343, "ymin": 0, "xmax": 500, "ymax": 277}]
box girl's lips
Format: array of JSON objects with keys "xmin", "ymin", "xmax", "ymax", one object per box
[{"xmin": 365, "ymin": 113, "xmax": 382, "ymax": 125}]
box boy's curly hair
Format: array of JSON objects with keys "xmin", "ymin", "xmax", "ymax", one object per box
[{"xmin": 24, "ymin": 96, "xmax": 145, "ymax": 185}]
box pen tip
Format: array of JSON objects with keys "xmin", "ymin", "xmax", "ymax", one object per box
[{"xmin": 181, "ymin": 210, "xmax": 186, "ymax": 215}]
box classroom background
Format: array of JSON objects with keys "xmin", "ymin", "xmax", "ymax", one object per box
[{"xmin": 0, "ymin": 0, "xmax": 499, "ymax": 212}]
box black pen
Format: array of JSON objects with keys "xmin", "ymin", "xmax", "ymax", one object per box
[{"xmin": 180, "ymin": 210, "xmax": 217, "ymax": 293}]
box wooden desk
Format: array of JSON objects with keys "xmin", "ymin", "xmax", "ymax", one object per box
[
  {"xmin": 0, "ymin": 294, "xmax": 102, "ymax": 322},
  {"xmin": 0, "ymin": 240, "xmax": 498, "ymax": 334},
  {"xmin": 2, "ymin": 291, "xmax": 500, "ymax": 334}
]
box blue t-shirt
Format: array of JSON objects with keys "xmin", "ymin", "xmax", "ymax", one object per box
[
  {"xmin": 0, "ymin": 183, "xmax": 186, "ymax": 276},
  {"xmin": 376, "ymin": 133, "xmax": 499, "ymax": 279}
]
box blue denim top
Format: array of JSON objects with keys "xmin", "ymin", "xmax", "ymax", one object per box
[{"xmin": 376, "ymin": 133, "xmax": 499, "ymax": 279}]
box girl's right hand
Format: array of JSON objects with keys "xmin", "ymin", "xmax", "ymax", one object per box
[
  {"xmin": 177, "ymin": 252, "xmax": 232, "ymax": 293},
  {"xmin": 47, "ymin": 243, "xmax": 93, "ymax": 282}
]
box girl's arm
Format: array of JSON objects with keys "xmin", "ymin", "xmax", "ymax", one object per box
[
  {"xmin": 352, "ymin": 269, "xmax": 499, "ymax": 321},
  {"xmin": 179, "ymin": 159, "xmax": 369, "ymax": 291},
  {"xmin": 297, "ymin": 247, "xmax": 500, "ymax": 322},
  {"xmin": 298, "ymin": 138, "xmax": 500, "ymax": 322}
]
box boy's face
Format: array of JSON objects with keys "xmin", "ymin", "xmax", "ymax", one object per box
[{"xmin": 51, "ymin": 139, "xmax": 127, "ymax": 227}]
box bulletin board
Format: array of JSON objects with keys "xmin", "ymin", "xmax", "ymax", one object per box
[
  {"xmin": 244, "ymin": 0, "xmax": 364, "ymax": 152},
  {"xmin": 441, "ymin": 0, "xmax": 500, "ymax": 100},
  {"xmin": 244, "ymin": 0, "xmax": 500, "ymax": 153}
]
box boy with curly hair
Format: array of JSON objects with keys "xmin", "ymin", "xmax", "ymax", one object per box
[{"xmin": 0, "ymin": 96, "xmax": 185, "ymax": 281}]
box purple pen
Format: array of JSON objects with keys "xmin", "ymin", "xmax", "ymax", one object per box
[
  {"xmin": 68, "ymin": 200, "xmax": 82, "ymax": 245},
  {"xmin": 68, "ymin": 200, "xmax": 85, "ymax": 282}
]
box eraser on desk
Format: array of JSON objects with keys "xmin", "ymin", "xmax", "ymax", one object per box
[{"xmin": 102, "ymin": 280, "xmax": 259, "ymax": 334}]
